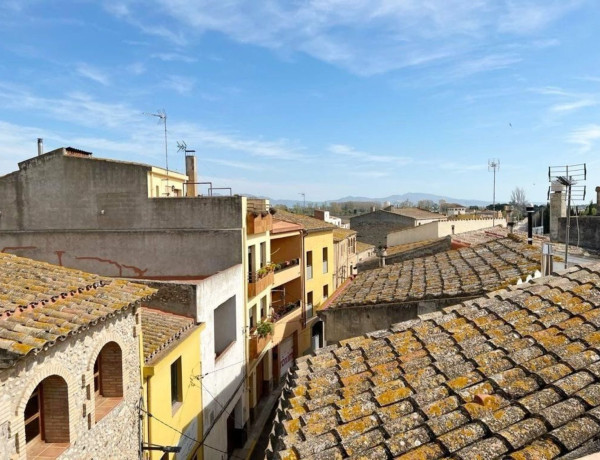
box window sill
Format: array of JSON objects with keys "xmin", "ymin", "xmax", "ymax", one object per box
[
  {"xmin": 215, "ymin": 340, "xmax": 237, "ymax": 362},
  {"xmin": 171, "ymin": 401, "xmax": 183, "ymax": 416}
]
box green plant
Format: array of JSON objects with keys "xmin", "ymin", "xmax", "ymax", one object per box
[{"xmin": 255, "ymin": 321, "xmax": 273, "ymax": 337}]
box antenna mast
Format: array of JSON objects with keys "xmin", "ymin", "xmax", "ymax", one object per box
[
  {"xmin": 145, "ymin": 110, "xmax": 169, "ymax": 192},
  {"xmin": 548, "ymin": 163, "xmax": 586, "ymax": 268},
  {"xmin": 488, "ymin": 159, "xmax": 500, "ymax": 226}
]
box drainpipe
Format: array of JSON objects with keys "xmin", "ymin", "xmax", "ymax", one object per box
[{"xmin": 526, "ymin": 204, "xmax": 534, "ymax": 245}]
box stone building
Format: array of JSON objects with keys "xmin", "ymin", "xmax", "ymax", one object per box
[
  {"xmin": 350, "ymin": 207, "xmax": 446, "ymax": 246},
  {"xmin": 0, "ymin": 252, "xmax": 154, "ymax": 459}
]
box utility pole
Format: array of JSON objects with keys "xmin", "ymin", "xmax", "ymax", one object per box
[
  {"xmin": 488, "ymin": 159, "xmax": 500, "ymax": 226},
  {"xmin": 299, "ymin": 193, "xmax": 306, "ymax": 211}
]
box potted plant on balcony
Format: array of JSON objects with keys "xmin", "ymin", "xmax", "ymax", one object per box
[{"xmin": 255, "ymin": 320, "xmax": 273, "ymax": 338}]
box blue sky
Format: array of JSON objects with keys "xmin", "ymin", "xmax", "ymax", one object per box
[{"xmin": 1, "ymin": 1, "xmax": 600, "ymax": 204}]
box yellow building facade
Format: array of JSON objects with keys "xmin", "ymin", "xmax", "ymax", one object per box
[{"xmin": 141, "ymin": 308, "xmax": 205, "ymax": 460}]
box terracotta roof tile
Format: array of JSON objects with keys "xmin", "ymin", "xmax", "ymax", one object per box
[
  {"xmin": 275, "ymin": 209, "xmax": 336, "ymax": 232},
  {"xmin": 329, "ymin": 238, "xmax": 541, "ymax": 309},
  {"xmin": 140, "ymin": 307, "xmax": 196, "ymax": 363},
  {"xmin": 0, "ymin": 252, "xmax": 155, "ymax": 367},
  {"xmin": 267, "ymin": 264, "xmax": 600, "ymax": 459}
]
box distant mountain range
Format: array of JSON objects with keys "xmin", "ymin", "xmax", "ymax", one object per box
[{"xmin": 268, "ymin": 192, "xmax": 490, "ymax": 208}]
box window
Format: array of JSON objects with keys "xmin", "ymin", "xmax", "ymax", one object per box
[
  {"xmin": 306, "ymin": 291, "xmax": 313, "ymax": 319},
  {"xmin": 155, "ymin": 185, "xmax": 159, "ymax": 197},
  {"xmin": 306, "ymin": 251, "xmax": 313, "ymax": 280},
  {"xmin": 249, "ymin": 306, "xmax": 254, "ymax": 329},
  {"xmin": 323, "ymin": 284, "xmax": 329, "ymax": 299},
  {"xmin": 93, "ymin": 342, "xmax": 123, "ymax": 422},
  {"xmin": 260, "ymin": 242, "xmax": 266, "ymax": 268},
  {"xmin": 171, "ymin": 358, "xmax": 182, "ymax": 409},
  {"xmin": 214, "ymin": 296, "xmax": 237, "ymax": 358},
  {"xmin": 248, "ymin": 246, "xmax": 255, "ymax": 281},
  {"xmin": 25, "ymin": 375, "xmax": 70, "ymax": 457},
  {"xmin": 322, "ymin": 248, "xmax": 328, "ymax": 273},
  {"xmin": 260, "ymin": 296, "xmax": 267, "ymax": 320}
]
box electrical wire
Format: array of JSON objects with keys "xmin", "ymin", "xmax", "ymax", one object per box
[
  {"xmin": 201, "ymin": 381, "xmax": 232, "ymax": 418},
  {"xmin": 141, "ymin": 407, "xmax": 247, "ymax": 459}
]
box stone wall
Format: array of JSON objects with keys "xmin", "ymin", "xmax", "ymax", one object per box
[
  {"xmin": 0, "ymin": 310, "xmax": 140, "ymax": 460},
  {"xmin": 319, "ymin": 297, "xmax": 475, "ymax": 343},
  {"xmin": 557, "ymin": 216, "xmax": 600, "ymax": 251},
  {"xmin": 350, "ymin": 211, "xmax": 414, "ymax": 246}
]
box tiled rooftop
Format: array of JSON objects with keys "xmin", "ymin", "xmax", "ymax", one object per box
[
  {"xmin": 333, "ymin": 228, "xmax": 357, "ymax": 243},
  {"xmin": 141, "ymin": 307, "xmax": 196, "ymax": 364},
  {"xmin": 269, "ymin": 264, "xmax": 600, "ymax": 459},
  {"xmin": 0, "ymin": 252, "xmax": 155, "ymax": 368},
  {"xmin": 385, "ymin": 239, "xmax": 444, "ymax": 256},
  {"xmin": 356, "ymin": 242, "xmax": 375, "ymax": 253},
  {"xmin": 275, "ymin": 209, "xmax": 336, "ymax": 233},
  {"xmin": 329, "ymin": 237, "xmax": 541, "ymax": 309},
  {"xmin": 388, "ymin": 207, "xmax": 446, "ymax": 220}
]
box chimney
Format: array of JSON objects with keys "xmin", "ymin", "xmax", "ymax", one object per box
[
  {"xmin": 526, "ymin": 204, "xmax": 535, "ymax": 245},
  {"xmin": 37, "ymin": 138, "xmax": 43, "ymax": 156},
  {"xmin": 505, "ymin": 205, "xmax": 514, "ymax": 234},
  {"xmin": 185, "ymin": 154, "xmax": 197, "ymax": 197},
  {"xmin": 541, "ymin": 243, "xmax": 554, "ymax": 276}
]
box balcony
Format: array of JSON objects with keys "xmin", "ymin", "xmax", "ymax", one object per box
[
  {"xmin": 249, "ymin": 333, "xmax": 270, "ymax": 361},
  {"xmin": 247, "ymin": 211, "xmax": 273, "ymax": 235},
  {"xmin": 273, "ymin": 259, "xmax": 301, "ymax": 286},
  {"xmin": 248, "ymin": 271, "xmax": 274, "ymax": 298},
  {"xmin": 271, "ymin": 300, "xmax": 301, "ymax": 322}
]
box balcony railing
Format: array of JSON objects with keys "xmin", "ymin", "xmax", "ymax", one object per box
[
  {"xmin": 271, "ymin": 300, "xmax": 301, "ymax": 321},
  {"xmin": 249, "ymin": 333, "xmax": 270, "ymax": 360},
  {"xmin": 248, "ymin": 271, "xmax": 274, "ymax": 298}
]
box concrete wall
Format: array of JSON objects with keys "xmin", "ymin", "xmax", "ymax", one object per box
[
  {"xmin": 140, "ymin": 265, "xmax": 247, "ymax": 458},
  {"xmin": 0, "ymin": 151, "xmax": 246, "ymax": 277},
  {"xmin": 0, "ymin": 311, "xmax": 140, "ymax": 460},
  {"xmin": 320, "ymin": 297, "xmax": 471, "ymax": 343},
  {"xmin": 387, "ymin": 218, "xmax": 507, "ymax": 246},
  {"xmin": 557, "ymin": 216, "xmax": 600, "ymax": 250},
  {"xmin": 350, "ymin": 210, "xmax": 414, "ymax": 246},
  {"xmin": 357, "ymin": 237, "xmax": 452, "ymax": 271}
]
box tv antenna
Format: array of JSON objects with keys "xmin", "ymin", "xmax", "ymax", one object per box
[
  {"xmin": 177, "ymin": 141, "xmax": 195, "ymax": 156},
  {"xmin": 548, "ymin": 163, "xmax": 586, "ymax": 268},
  {"xmin": 488, "ymin": 159, "xmax": 500, "ymax": 226},
  {"xmin": 144, "ymin": 109, "xmax": 169, "ymax": 190}
]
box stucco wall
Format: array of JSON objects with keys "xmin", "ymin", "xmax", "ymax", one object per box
[
  {"xmin": 305, "ymin": 230, "xmax": 334, "ymax": 314},
  {"xmin": 387, "ymin": 218, "xmax": 507, "ymax": 246},
  {"xmin": 319, "ymin": 298, "xmax": 468, "ymax": 343},
  {"xmin": 0, "ymin": 310, "xmax": 140, "ymax": 460},
  {"xmin": 143, "ymin": 327, "xmax": 203, "ymax": 460},
  {"xmin": 140, "ymin": 265, "xmax": 247, "ymax": 458},
  {"xmin": 0, "ymin": 152, "xmax": 246, "ymax": 277}
]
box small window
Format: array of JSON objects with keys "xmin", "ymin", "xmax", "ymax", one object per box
[
  {"xmin": 306, "ymin": 251, "xmax": 313, "ymax": 280},
  {"xmin": 214, "ymin": 296, "xmax": 237, "ymax": 358},
  {"xmin": 170, "ymin": 358, "xmax": 182, "ymax": 409},
  {"xmin": 323, "ymin": 284, "xmax": 329, "ymax": 299},
  {"xmin": 249, "ymin": 306, "xmax": 254, "ymax": 329},
  {"xmin": 306, "ymin": 291, "xmax": 314, "ymax": 318},
  {"xmin": 322, "ymin": 248, "xmax": 328, "ymax": 274},
  {"xmin": 93, "ymin": 342, "xmax": 123, "ymax": 422},
  {"xmin": 260, "ymin": 242, "xmax": 266, "ymax": 268}
]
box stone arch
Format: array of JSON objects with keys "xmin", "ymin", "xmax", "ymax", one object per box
[{"xmin": 86, "ymin": 332, "xmax": 127, "ymax": 373}]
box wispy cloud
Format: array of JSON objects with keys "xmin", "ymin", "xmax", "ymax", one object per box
[
  {"xmin": 329, "ymin": 144, "xmax": 411, "ymax": 165},
  {"xmin": 104, "ymin": 0, "xmax": 581, "ymax": 77},
  {"xmin": 127, "ymin": 62, "xmax": 146, "ymax": 75},
  {"xmin": 76, "ymin": 63, "xmax": 110, "ymax": 85},
  {"xmin": 533, "ymin": 86, "xmax": 598, "ymax": 115},
  {"xmin": 151, "ymin": 52, "xmax": 197, "ymax": 63},
  {"xmin": 550, "ymin": 98, "xmax": 597, "ymax": 113},
  {"xmin": 568, "ymin": 124, "xmax": 600, "ymax": 153}
]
